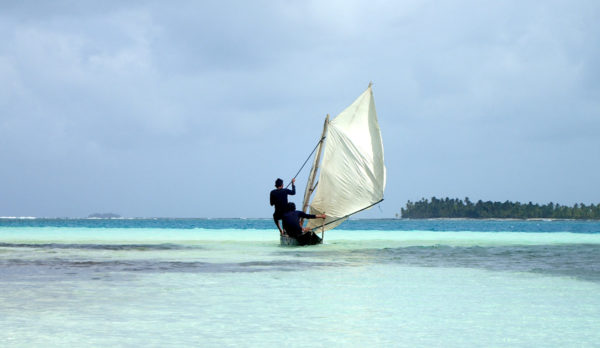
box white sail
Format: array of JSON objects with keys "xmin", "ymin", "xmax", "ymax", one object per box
[{"xmin": 306, "ymin": 86, "xmax": 386, "ymax": 231}]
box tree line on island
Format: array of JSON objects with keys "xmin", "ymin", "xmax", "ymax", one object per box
[{"xmin": 400, "ymin": 197, "xmax": 600, "ymax": 219}]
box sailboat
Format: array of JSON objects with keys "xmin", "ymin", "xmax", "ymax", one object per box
[{"xmin": 281, "ymin": 83, "xmax": 386, "ymax": 246}]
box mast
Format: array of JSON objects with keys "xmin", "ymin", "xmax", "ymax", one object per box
[{"xmin": 301, "ymin": 114, "xmax": 329, "ymax": 216}]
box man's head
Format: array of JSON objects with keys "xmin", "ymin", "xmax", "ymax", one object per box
[
  {"xmin": 287, "ymin": 202, "xmax": 296, "ymax": 211},
  {"xmin": 275, "ymin": 178, "xmax": 283, "ymax": 188}
]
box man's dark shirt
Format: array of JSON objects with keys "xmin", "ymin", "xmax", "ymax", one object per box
[
  {"xmin": 282, "ymin": 210, "xmax": 316, "ymax": 238},
  {"xmin": 270, "ymin": 185, "xmax": 295, "ymax": 218}
]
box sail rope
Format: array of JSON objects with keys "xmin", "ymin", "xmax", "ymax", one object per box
[
  {"xmin": 309, "ymin": 199, "xmax": 384, "ymax": 232},
  {"xmin": 285, "ymin": 136, "xmax": 326, "ymax": 189}
]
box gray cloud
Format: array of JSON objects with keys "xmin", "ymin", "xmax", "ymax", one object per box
[{"xmin": 1, "ymin": 0, "xmax": 599, "ymax": 217}]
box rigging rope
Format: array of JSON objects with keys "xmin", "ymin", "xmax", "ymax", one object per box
[{"xmin": 285, "ymin": 136, "xmax": 326, "ymax": 189}]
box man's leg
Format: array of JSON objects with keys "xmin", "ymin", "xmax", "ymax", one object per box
[{"xmin": 273, "ymin": 214, "xmax": 283, "ymax": 235}]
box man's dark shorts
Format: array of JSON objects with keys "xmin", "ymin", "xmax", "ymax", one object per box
[{"xmin": 273, "ymin": 210, "xmax": 284, "ymax": 223}]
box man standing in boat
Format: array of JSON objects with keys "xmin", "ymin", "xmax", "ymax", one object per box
[
  {"xmin": 270, "ymin": 178, "xmax": 296, "ymax": 235},
  {"xmin": 282, "ymin": 202, "xmax": 326, "ymax": 245}
]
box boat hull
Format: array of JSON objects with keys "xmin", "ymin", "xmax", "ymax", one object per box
[{"xmin": 280, "ymin": 233, "xmax": 322, "ymax": 246}]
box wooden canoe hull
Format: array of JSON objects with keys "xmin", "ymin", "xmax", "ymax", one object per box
[{"xmin": 280, "ymin": 233, "xmax": 322, "ymax": 246}]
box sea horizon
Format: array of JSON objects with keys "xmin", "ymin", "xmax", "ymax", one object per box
[{"xmin": 3, "ymin": 216, "xmax": 600, "ymax": 221}]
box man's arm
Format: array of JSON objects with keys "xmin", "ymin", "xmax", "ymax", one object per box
[
  {"xmin": 298, "ymin": 211, "xmax": 326, "ymax": 219},
  {"xmin": 288, "ymin": 178, "xmax": 296, "ymax": 195},
  {"xmin": 298, "ymin": 211, "xmax": 315, "ymax": 219},
  {"xmin": 301, "ymin": 214, "xmax": 327, "ymax": 232},
  {"xmin": 270, "ymin": 190, "xmax": 275, "ymax": 206}
]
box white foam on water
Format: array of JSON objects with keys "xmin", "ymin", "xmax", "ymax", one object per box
[{"xmin": 0, "ymin": 216, "xmax": 37, "ymax": 219}]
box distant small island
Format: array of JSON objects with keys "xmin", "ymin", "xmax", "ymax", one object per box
[
  {"xmin": 400, "ymin": 197, "xmax": 600, "ymax": 220},
  {"xmin": 87, "ymin": 213, "xmax": 121, "ymax": 219}
]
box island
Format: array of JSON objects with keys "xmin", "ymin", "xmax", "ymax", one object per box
[
  {"xmin": 400, "ymin": 197, "xmax": 600, "ymax": 219},
  {"xmin": 87, "ymin": 213, "xmax": 121, "ymax": 219}
]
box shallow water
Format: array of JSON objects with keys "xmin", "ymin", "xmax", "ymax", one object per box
[{"xmin": 1, "ymin": 219, "xmax": 599, "ymax": 347}]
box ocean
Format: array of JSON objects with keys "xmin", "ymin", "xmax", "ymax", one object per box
[{"xmin": 1, "ymin": 218, "xmax": 599, "ymax": 347}]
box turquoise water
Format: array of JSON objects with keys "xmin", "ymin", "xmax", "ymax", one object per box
[{"xmin": 1, "ymin": 219, "xmax": 599, "ymax": 347}]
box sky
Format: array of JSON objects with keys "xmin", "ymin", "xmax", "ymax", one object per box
[{"xmin": 1, "ymin": 0, "xmax": 599, "ymax": 218}]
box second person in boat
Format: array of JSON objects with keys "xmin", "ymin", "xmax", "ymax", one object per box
[{"xmin": 282, "ymin": 202, "xmax": 326, "ymax": 244}]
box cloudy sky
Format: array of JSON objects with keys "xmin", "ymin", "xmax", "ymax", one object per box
[{"xmin": 1, "ymin": 1, "xmax": 599, "ymax": 218}]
